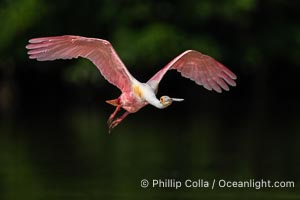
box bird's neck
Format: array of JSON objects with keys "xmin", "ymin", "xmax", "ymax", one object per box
[
  {"xmin": 148, "ymin": 97, "xmax": 164, "ymax": 109},
  {"xmin": 134, "ymin": 81, "xmax": 164, "ymax": 109},
  {"xmin": 142, "ymin": 91, "xmax": 164, "ymax": 109}
]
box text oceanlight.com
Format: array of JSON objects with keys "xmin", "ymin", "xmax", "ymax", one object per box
[{"xmin": 140, "ymin": 179, "xmax": 295, "ymax": 190}]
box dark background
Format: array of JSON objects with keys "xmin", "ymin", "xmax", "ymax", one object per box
[{"xmin": 0, "ymin": 0, "xmax": 299, "ymax": 199}]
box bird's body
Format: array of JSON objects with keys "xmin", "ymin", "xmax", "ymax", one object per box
[
  {"xmin": 26, "ymin": 35, "xmax": 237, "ymax": 132},
  {"xmin": 121, "ymin": 82, "xmax": 152, "ymax": 112}
]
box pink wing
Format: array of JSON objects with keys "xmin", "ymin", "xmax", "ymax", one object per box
[
  {"xmin": 147, "ymin": 50, "xmax": 237, "ymax": 93},
  {"xmin": 26, "ymin": 35, "xmax": 134, "ymax": 92}
]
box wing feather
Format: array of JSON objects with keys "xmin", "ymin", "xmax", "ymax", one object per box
[
  {"xmin": 26, "ymin": 35, "xmax": 134, "ymax": 92},
  {"xmin": 147, "ymin": 50, "xmax": 237, "ymax": 93}
]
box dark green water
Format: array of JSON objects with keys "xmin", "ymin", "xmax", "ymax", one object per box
[{"xmin": 1, "ymin": 101, "xmax": 299, "ymax": 200}]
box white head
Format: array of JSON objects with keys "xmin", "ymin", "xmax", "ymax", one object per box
[{"xmin": 160, "ymin": 96, "xmax": 184, "ymax": 108}]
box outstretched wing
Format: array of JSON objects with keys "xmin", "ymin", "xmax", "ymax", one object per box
[
  {"xmin": 147, "ymin": 50, "xmax": 237, "ymax": 93},
  {"xmin": 26, "ymin": 35, "xmax": 134, "ymax": 92}
]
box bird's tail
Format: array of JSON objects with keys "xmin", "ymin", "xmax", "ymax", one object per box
[{"xmin": 106, "ymin": 98, "xmax": 119, "ymax": 107}]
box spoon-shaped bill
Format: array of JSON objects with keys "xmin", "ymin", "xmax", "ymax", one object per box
[{"xmin": 171, "ymin": 98, "xmax": 184, "ymax": 102}]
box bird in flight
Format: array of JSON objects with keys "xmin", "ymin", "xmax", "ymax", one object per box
[{"xmin": 26, "ymin": 35, "xmax": 237, "ymax": 133}]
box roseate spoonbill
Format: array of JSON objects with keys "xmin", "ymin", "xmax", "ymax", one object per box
[{"xmin": 26, "ymin": 35, "xmax": 237, "ymax": 133}]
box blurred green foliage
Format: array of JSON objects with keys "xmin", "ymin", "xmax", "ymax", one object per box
[
  {"xmin": 1, "ymin": 0, "xmax": 300, "ymax": 85},
  {"xmin": 0, "ymin": 0, "xmax": 299, "ymax": 70},
  {"xmin": 0, "ymin": 0, "xmax": 42, "ymax": 49}
]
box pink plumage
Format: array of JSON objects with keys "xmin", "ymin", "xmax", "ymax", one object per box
[
  {"xmin": 147, "ymin": 50, "xmax": 236, "ymax": 93},
  {"xmin": 27, "ymin": 35, "xmax": 133, "ymax": 93},
  {"xmin": 26, "ymin": 35, "xmax": 237, "ymax": 132}
]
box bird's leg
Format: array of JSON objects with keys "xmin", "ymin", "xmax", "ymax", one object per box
[
  {"xmin": 107, "ymin": 105, "xmax": 121, "ymax": 125},
  {"xmin": 109, "ymin": 111, "xmax": 130, "ymax": 133}
]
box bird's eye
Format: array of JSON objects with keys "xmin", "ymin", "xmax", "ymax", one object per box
[{"xmin": 160, "ymin": 97, "xmax": 164, "ymax": 103}]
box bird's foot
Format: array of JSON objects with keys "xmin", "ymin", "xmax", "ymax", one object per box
[
  {"xmin": 107, "ymin": 105, "xmax": 121, "ymax": 125},
  {"xmin": 107, "ymin": 111, "xmax": 130, "ymax": 134},
  {"xmin": 107, "ymin": 115, "xmax": 114, "ymax": 125},
  {"xmin": 108, "ymin": 119, "xmax": 122, "ymax": 134}
]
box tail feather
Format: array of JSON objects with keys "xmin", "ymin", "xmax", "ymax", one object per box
[{"xmin": 106, "ymin": 99, "xmax": 119, "ymax": 106}]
